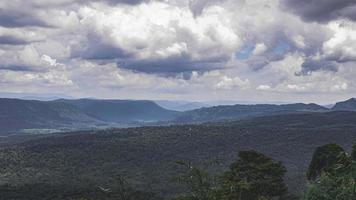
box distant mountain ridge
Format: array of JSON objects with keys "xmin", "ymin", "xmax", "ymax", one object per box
[
  {"xmin": 55, "ymin": 99, "xmax": 178, "ymax": 122},
  {"xmin": 1, "ymin": 98, "xmax": 356, "ymax": 134},
  {"xmin": 0, "ymin": 98, "xmax": 178, "ymax": 134},
  {"xmin": 0, "ymin": 98, "xmax": 100, "ymax": 133},
  {"xmin": 332, "ymin": 98, "xmax": 356, "ymax": 111},
  {"xmin": 155, "ymin": 100, "xmax": 210, "ymax": 111},
  {"xmin": 176, "ymin": 103, "xmax": 329, "ymax": 123}
]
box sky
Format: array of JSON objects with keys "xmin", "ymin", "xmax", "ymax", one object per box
[{"xmin": 0, "ymin": 0, "xmax": 356, "ymax": 104}]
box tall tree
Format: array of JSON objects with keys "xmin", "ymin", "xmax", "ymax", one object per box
[
  {"xmin": 307, "ymin": 143, "xmax": 347, "ymax": 180},
  {"xmin": 173, "ymin": 161, "xmax": 220, "ymax": 200},
  {"xmin": 302, "ymin": 143, "xmax": 356, "ymax": 200},
  {"xmin": 222, "ymin": 150, "xmax": 287, "ymax": 200},
  {"xmin": 352, "ymin": 143, "xmax": 356, "ymax": 161}
]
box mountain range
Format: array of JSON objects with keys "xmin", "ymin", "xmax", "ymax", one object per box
[
  {"xmin": 332, "ymin": 97, "xmax": 356, "ymax": 111},
  {"xmin": 1, "ymin": 97, "xmax": 356, "ymax": 134}
]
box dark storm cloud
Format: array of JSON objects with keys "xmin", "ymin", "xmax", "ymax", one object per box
[
  {"xmin": 72, "ymin": 43, "xmax": 131, "ymax": 60},
  {"xmin": 0, "ymin": 9, "xmax": 51, "ymax": 28},
  {"xmin": 70, "ymin": 32, "xmax": 132, "ymax": 60},
  {"xmin": 0, "ymin": 65, "xmax": 37, "ymax": 72},
  {"xmin": 297, "ymin": 59, "xmax": 339, "ymax": 75},
  {"xmin": 0, "ymin": 35, "xmax": 29, "ymax": 45},
  {"xmin": 84, "ymin": 45, "xmax": 130, "ymax": 60},
  {"xmin": 281, "ymin": 0, "xmax": 356, "ymax": 23},
  {"xmin": 119, "ymin": 55, "xmax": 225, "ymax": 74},
  {"xmin": 82, "ymin": 50, "xmax": 230, "ymax": 74}
]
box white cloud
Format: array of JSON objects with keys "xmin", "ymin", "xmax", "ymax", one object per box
[
  {"xmin": 215, "ymin": 76, "xmax": 250, "ymax": 90},
  {"xmin": 257, "ymin": 84, "xmax": 271, "ymax": 91},
  {"xmin": 0, "ymin": 0, "xmax": 355, "ymax": 103},
  {"xmin": 0, "ymin": 45, "xmax": 51, "ymax": 71},
  {"xmin": 322, "ymin": 20, "xmax": 356, "ymax": 62},
  {"xmin": 41, "ymin": 55, "xmax": 60, "ymax": 66},
  {"xmin": 292, "ymin": 35, "xmax": 306, "ymax": 49},
  {"xmin": 77, "ymin": 1, "xmax": 241, "ymax": 63},
  {"xmin": 0, "ymin": 69, "xmax": 73, "ymax": 88},
  {"xmin": 252, "ymin": 43, "xmax": 267, "ymax": 56}
]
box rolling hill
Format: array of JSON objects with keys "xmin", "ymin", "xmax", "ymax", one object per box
[
  {"xmin": 155, "ymin": 100, "xmax": 210, "ymax": 111},
  {"xmin": 2, "ymin": 98, "xmax": 356, "ymax": 134},
  {"xmin": 0, "ymin": 98, "xmax": 178, "ymax": 134},
  {"xmin": 332, "ymin": 98, "xmax": 356, "ymax": 111},
  {"xmin": 176, "ymin": 103, "xmax": 329, "ymax": 122},
  {"xmin": 0, "ymin": 111, "xmax": 355, "ymax": 199},
  {"xmin": 55, "ymin": 99, "xmax": 179, "ymax": 122},
  {"xmin": 0, "ymin": 98, "xmax": 100, "ymax": 133}
]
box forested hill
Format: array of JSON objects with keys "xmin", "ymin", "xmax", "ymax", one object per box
[
  {"xmin": 55, "ymin": 99, "xmax": 179, "ymax": 122},
  {"xmin": 2, "ymin": 98, "xmax": 356, "ymax": 134},
  {"xmin": 0, "ymin": 98, "xmax": 100, "ymax": 133},
  {"xmin": 332, "ymin": 98, "xmax": 356, "ymax": 111},
  {"xmin": 0, "ymin": 111, "xmax": 355, "ymax": 199},
  {"xmin": 0, "ymin": 98, "xmax": 178, "ymax": 134},
  {"xmin": 176, "ymin": 103, "xmax": 328, "ymax": 122}
]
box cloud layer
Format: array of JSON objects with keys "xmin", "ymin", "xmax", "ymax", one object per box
[
  {"xmin": 0, "ymin": 0, "xmax": 355, "ymax": 103},
  {"xmin": 282, "ymin": 0, "xmax": 356, "ymax": 23}
]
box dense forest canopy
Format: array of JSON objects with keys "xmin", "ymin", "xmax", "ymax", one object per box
[{"xmin": 0, "ymin": 111, "xmax": 355, "ymax": 199}]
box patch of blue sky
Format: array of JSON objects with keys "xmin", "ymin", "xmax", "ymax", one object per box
[
  {"xmin": 235, "ymin": 43, "xmax": 255, "ymax": 60},
  {"xmin": 235, "ymin": 40, "xmax": 290, "ymax": 61},
  {"xmin": 273, "ymin": 40, "xmax": 289, "ymax": 55}
]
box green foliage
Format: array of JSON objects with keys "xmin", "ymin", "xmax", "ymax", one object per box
[
  {"xmin": 302, "ymin": 174, "xmax": 355, "ymax": 200},
  {"xmin": 302, "ymin": 143, "xmax": 356, "ymax": 200},
  {"xmin": 173, "ymin": 161, "xmax": 221, "ymax": 200},
  {"xmin": 0, "ymin": 115, "xmax": 356, "ymax": 199},
  {"xmin": 0, "ymin": 176, "xmax": 162, "ymax": 200},
  {"xmin": 174, "ymin": 150, "xmax": 288, "ymax": 200},
  {"xmin": 307, "ymin": 144, "xmax": 347, "ymax": 180},
  {"xmin": 352, "ymin": 143, "xmax": 356, "ymax": 161},
  {"xmin": 222, "ymin": 150, "xmax": 288, "ymax": 200},
  {"xmin": 177, "ymin": 103, "xmax": 328, "ymax": 123}
]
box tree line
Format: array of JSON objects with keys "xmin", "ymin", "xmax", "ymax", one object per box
[
  {"xmin": 174, "ymin": 143, "xmax": 356, "ymax": 200},
  {"xmin": 0, "ymin": 143, "xmax": 354, "ymax": 200}
]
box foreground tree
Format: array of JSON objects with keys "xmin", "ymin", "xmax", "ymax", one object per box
[
  {"xmin": 302, "ymin": 172, "xmax": 355, "ymax": 200},
  {"xmin": 173, "ymin": 150, "xmax": 288, "ymax": 200},
  {"xmin": 307, "ymin": 143, "xmax": 347, "ymax": 180},
  {"xmin": 221, "ymin": 150, "xmax": 288, "ymax": 200},
  {"xmin": 352, "ymin": 144, "xmax": 356, "ymax": 161},
  {"xmin": 173, "ymin": 161, "xmax": 221, "ymax": 200},
  {"xmin": 302, "ymin": 143, "xmax": 356, "ymax": 200}
]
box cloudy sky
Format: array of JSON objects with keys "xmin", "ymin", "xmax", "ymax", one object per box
[{"xmin": 0, "ymin": 0, "xmax": 355, "ymax": 103}]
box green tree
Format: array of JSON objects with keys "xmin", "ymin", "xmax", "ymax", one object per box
[
  {"xmin": 352, "ymin": 143, "xmax": 356, "ymax": 161},
  {"xmin": 307, "ymin": 143, "xmax": 347, "ymax": 180},
  {"xmin": 222, "ymin": 150, "xmax": 287, "ymax": 200},
  {"xmin": 302, "ymin": 143, "xmax": 356, "ymax": 200},
  {"xmin": 173, "ymin": 161, "xmax": 221, "ymax": 200},
  {"xmin": 302, "ymin": 173, "xmax": 355, "ymax": 200}
]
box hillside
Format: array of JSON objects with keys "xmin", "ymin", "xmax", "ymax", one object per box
[
  {"xmin": 176, "ymin": 103, "xmax": 328, "ymax": 122},
  {"xmin": 1, "ymin": 111, "xmax": 355, "ymax": 199},
  {"xmin": 1, "ymin": 98, "xmax": 356, "ymax": 134},
  {"xmin": 155, "ymin": 100, "xmax": 210, "ymax": 111},
  {"xmin": 332, "ymin": 98, "xmax": 356, "ymax": 111},
  {"xmin": 56, "ymin": 99, "xmax": 179, "ymax": 122},
  {"xmin": 0, "ymin": 98, "xmax": 100, "ymax": 133},
  {"xmin": 0, "ymin": 98, "xmax": 178, "ymax": 134}
]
